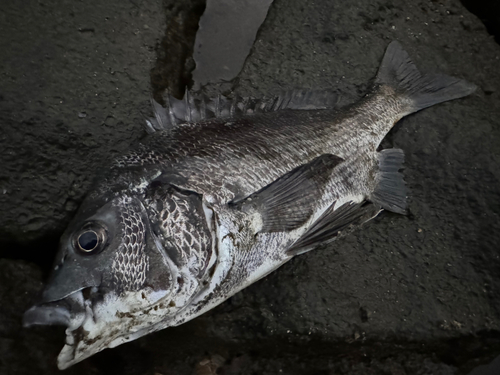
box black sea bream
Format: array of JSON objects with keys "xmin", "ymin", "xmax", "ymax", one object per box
[{"xmin": 23, "ymin": 42, "xmax": 475, "ymax": 369}]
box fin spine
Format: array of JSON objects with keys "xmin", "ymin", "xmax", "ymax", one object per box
[{"xmin": 146, "ymin": 89, "xmax": 340, "ymax": 133}]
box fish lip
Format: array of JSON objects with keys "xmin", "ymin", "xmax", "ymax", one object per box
[
  {"xmin": 23, "ymin": 303, "xmax": 72, "ymax": 328},
  {"xmin": 23, "ymin": 289, "xmax": 87, "ymax": 332},
  {"xmin": 42, "ymin": 284, "xmax": 97, "ymax": 304}
]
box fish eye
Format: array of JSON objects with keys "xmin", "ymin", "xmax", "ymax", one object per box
[
  {"xmin": 78, "ymin": 231, "xmax": 98, "ymax": 251},
  {"xmin": 74, "ymin": 222, "xmax": 107, "ymax": 254}
]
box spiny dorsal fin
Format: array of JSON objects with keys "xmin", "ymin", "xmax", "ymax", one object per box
[
  {"xmin": 145, "ymin": 89, "xmax": 340, "ymax": 133},
  {"xmin": 229, "ymin": 154, "xmax": 344, "ymax": 232}
]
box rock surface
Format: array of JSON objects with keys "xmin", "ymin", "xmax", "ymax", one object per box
[
  {"xmin": 1, "ymin": 0, "xmax": 499, "ymax": 374},
  {"xmin": 191, "ymin": 0, "xmax": 274, "ymax": 88}
]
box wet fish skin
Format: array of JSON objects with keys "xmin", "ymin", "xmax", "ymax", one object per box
[{"xmin": 23, "ymin": 42, "xmax": 476, "ymax": 369}]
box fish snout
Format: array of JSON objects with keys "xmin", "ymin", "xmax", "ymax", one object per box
[{"xmin": 23, "ymin": 289, "xmax": 86, "ymax": 331}]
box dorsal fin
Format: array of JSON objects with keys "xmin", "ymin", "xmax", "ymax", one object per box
[{"xmin": 145, "ymin": 89, "xmax": 340, "ymax": 133}]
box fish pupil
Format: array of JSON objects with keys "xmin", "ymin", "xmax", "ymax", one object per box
[{"xmin": 78, "ymin": 231, "xmax": 98, "ymax": 251}]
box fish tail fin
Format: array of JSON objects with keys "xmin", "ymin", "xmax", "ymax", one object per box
[{"xmin": 375, "ymin": 41, "xmax": 476, "ymax": 114}]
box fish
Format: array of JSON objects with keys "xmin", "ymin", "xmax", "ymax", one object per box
[{"xmin": 23, "ymin": 41, "xmax": 476, "ymax": 369}]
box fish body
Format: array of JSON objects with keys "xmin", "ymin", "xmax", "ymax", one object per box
[{"xmin": 23, "ymin": 42, "xmax": 475, "ymax": 369}]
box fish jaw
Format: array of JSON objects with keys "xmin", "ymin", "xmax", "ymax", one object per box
[
  {"xmin": 23, "ymin": 290, "xmax": 87, "ymax": 331},
  {"xmin": 24, "ymin": 287, "xmax": 172, "ymax": 370}
]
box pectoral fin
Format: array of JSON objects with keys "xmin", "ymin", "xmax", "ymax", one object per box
[{"xmin": 229, "ymin": 154, "xmax": 344, "ymax": 232}]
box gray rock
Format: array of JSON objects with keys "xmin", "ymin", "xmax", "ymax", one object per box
[{"xmin": 191, "ymin": 0, "xmax": 274, "ymax": 88}]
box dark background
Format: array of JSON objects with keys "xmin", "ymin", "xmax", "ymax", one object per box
[
  {"xmin": 461, "ymin": 0, "xmax": 500, "ymax": 44},
  {"xmin": 1, "ymin": 0, "xmax": 499, "ymax": 374}
]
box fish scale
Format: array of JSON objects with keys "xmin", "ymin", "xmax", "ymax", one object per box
[
  {"xmin": 136, "ymin": 112, "xmax": 351, "ymax": 203},
  {"xmin": 141, "ymin": 95, "xmax": 398, "ymax": 205}
]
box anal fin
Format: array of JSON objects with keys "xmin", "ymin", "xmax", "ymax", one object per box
[
  {"xmin": 287, "ymin": 201, "xmax": 381, "ymax": 256},
  {"xmin": 371, "ymin": 148, "xmax": 407, "ymax": 214}
]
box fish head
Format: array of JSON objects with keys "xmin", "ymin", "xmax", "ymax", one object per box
[{"xmin": 23, "ymin": 192, "xmax": 181, "ymax": 369}]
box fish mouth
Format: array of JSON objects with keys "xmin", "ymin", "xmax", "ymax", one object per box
[
  {"xmin": 23, "ymin": 289, "xmax": 87, "ymax": 330},
  {"xmin": 23, "ymin": 287, "xmax": 172, "ymax": 369},
  {"xmin": 23, "ymin": 288, "xmax": 94, "ymax": 369}
]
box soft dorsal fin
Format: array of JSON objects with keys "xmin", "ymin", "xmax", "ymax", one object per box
[
  {"xmin": 145, "ymin": 89, "xmax": 340, "ymax": 133},
  {"xmin": 229, "ymin": 154, "xmax": 344, "ymax": 232}
]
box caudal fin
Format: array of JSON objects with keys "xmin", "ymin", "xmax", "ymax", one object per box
[{"xmin": 375, "ymin": 41, "xmax": 476, "ymax": 114}]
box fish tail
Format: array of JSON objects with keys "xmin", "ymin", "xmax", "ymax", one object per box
[{"xmin": 375, "ymin": 41, "xmax": 476, "ymax": 114}]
